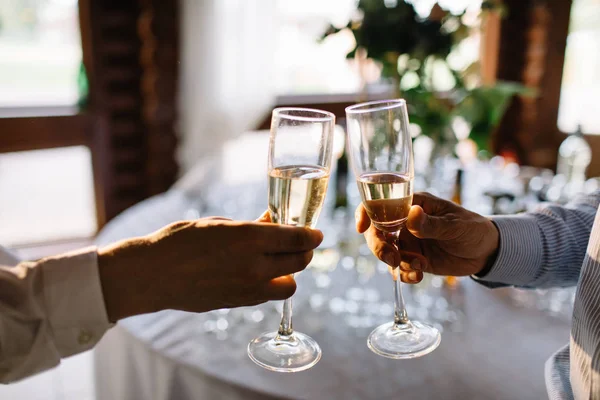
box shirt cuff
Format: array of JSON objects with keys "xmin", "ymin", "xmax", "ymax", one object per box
[
  {"xmin": 473, "ymin": 215, "xmax": 543, "ymax": 287},
  {"xmin": 40, "ymin": 247, "xmax": 112, "ymax": 357}
]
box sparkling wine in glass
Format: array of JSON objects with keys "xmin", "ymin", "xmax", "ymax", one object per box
[
  {"xmin": 248, "ymin": 108, "xmax": 335, "ymax": 372},
  {"xmin": 268, "ymin": 165, "xmax": 329, "ymax": 227},
  {"xmin": 346, "ymin": 99, "xmax": 441, "ymax": 359}
]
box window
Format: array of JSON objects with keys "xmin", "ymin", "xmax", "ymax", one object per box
[
  {"xmin": 558, "ymin": 0, "xmax": 600, "ymax": 134},
  {"xmin": 0, "ymin": 146, "xmax": 96, "ymax": 246},
  {"xmin": 274, "ymin": 0, "xmax": 360, "ymax": 95},
  {"xmin": 0, "ymin": 0, "xmax": 96, "ymax": 246},
  {"xmin": 0, "ymin": 0, "xmax": 82, "ymax": 108}
]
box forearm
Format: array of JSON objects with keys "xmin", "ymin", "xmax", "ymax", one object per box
[
  {"xmin": 97, "ymin": 236, "xmax": 163, "ymax": 322},
  {"xmin": 476, "ymin": 191, "xmax": 600, "ymax": 289}
]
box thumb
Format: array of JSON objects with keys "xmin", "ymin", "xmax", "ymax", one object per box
[
  {"xmin": 406, "ymin": 205, "xmax": 452, "ymax": 239},
  {"xmin": 256, "ymin": 210, "xmax": 272, "ymax": 223}
]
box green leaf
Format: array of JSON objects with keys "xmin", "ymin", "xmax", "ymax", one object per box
[
  {"xmin": 452, "ymin": 81, "xmax": 534, "ymax": 151},
  {"xmin": 481, "ymin": 81, "xmax": 536, "ymax": 125},
  {"xmin": 77, "ymin": 62, "xmax": 89, "ymax": 110},
  {"xmin": 469, "ymin": 123, "xmax": 492, "ymax": 153}
]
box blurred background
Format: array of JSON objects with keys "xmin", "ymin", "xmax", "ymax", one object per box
[
  {"xmin": 2, "ymin": 0, "xmax": 599, "ymax": 249},
  {"xmin": 0, "ymin": 0, "xmax": 599, "ymax": 399}
]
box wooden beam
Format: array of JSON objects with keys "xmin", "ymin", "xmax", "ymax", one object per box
[
  {"xmin": 255, "ymin": 91, "xmax": 395, "ymax": 130},
  {"xmin": 536, "ymin": 0, "xmax": 572, "ymax": 138},
  {"xmin": 256, "ymin": 101, "xmax": 356, "ymax": 130},
  {"xmin": 480, "ymin": 10, "xmax": 502, "ymax": 85},
  {"xmin": 0, "ymin": 114, "xmax": 92, "ymax": 153}
]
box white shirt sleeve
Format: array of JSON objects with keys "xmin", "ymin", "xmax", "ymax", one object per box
[{"xmin": 0, "ymin": 246, "xmax": 112, "ymax": 383}]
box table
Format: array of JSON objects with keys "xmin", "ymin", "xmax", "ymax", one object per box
[{"xmin": 93, "ymin": 133, "xmax": 572, "ymax": 400}]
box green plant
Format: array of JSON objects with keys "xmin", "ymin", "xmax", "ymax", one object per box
[{"xmin": 321, "ymin": 0, "xmax": 531, "ymax": 153}]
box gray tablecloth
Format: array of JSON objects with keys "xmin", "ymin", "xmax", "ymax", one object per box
[{"xmin": 93, "ymin": 134, "xmax": 571, "ymax": 400}]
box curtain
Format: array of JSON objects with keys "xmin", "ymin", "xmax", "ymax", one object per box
[{"xmin": 178, "ymin": 0, "xmax": 277, "ymax": 173}]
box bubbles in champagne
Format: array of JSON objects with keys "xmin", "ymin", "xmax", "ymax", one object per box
[
  {"xmin": 268, "ymin": 165, "xmax": 329, "ymax": 228},
  {"xmin": 357, "ymin": 173, "xmax": 413, "ymax": 232}
]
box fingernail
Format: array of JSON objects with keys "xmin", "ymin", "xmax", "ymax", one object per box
[
  {"xmin": 408, "ymin": 271, "xmax": 418, "ymax": 282},
  {"xmin": 411, "ymin": 259, "xmax": 422, "ymax": 271},
  {"xmin": 383, "ymin": 252, "xmax": 398, "ymax": 267}
]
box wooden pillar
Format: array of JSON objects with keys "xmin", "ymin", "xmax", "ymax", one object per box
[
  {"xmin": 139, "ymin": 0, "xmax": 180, "ymax": 196},
  {"xmin": 80, "ymin": 0, "xmax": 179, "ymax": 224},
  {"xmin": 489, "ymin": 0, "xmax": 572, "ymax": 169}
]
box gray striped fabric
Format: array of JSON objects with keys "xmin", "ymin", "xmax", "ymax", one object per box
[{"xmin": 475, "ymin": 190, "xmax": 600, "ymax": 399}]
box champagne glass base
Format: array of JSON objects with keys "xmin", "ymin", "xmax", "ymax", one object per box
[
  {"xmin": 367, "ymin": 320, "xmax": 441, "ymax": 359},
  {"xmin": 248, "ymin": 331, "xmax": 321, "ymax": 372}
]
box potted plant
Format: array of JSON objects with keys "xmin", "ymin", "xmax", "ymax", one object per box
[{"xmin": 322, "ymin": 0, "xmax": 533, "ymax": 165}]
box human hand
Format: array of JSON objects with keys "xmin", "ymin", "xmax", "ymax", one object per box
[
  {"xmin": 98, "ymin": 213, "xmax": 323, "ymax": 322},
  {"xmin": 356, "ymin": 192, "xmax": 499, "ymax": 284}
]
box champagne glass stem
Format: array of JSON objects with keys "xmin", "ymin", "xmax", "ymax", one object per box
[
  {"xmin": 278, "ymin": 297, "xmax": 293, "ymax": 336},
  {"xmin": 391, "ymin": 230, "xmax": 410, "ymax": 326},
  {"xmin": 393, "ymin": 273, "xmax": 409, "ymax": 325}
]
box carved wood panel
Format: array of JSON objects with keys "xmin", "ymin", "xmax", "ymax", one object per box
[
  {"xmin": 491, "ymin": 0, "xmax": 572, "ymax": 169},
  {"xmin": 82, "ymin": 0, "xmax": 179, "ymax": 225}
]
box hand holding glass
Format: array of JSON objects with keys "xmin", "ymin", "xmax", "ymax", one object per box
[
  {"xmin": 346, "ymin": 99, "xmax": 441, "ymax": 359},
  {"xmin": 247, "ymin": 108, "xmax": 335, "ymax": 372}
]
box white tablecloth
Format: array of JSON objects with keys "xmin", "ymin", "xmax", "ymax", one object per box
[{"xmin": 93, "ymin": 133, "xmax": 572, "ymax": 400}]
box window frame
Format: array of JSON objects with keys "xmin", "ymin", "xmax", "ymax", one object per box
[
  {"xmin": 0, "ymin": 0, "xmax": 106, "ymax": 236},
  {"xmin": 0, "ymin": 0, "xmax": 182, "ymax": 243},
  {"xmin": 0, "ymin": 0, "xmax": 96, "ymax": 150}
]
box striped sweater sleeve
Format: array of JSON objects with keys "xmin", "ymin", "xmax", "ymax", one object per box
[{"xmin": 475, "ymin": 190, "xmax": 600, "ymax": 289}]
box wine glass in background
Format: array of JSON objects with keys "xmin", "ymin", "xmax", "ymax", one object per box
[
  {"xmin": 346, "ymin": 99, "xmax": 441, "ymax": 359},
  {"xmin": 247, "ymin": 108, "xmax": 335, "ymax": 372}
]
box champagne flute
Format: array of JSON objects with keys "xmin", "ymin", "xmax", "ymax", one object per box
[
  {"xmin": 345, "ymin": 99, "xmax": 441, "ymax": 359},
  {"xmin": 248, "ymin": 107, "xmax": 335, "ymax": 372}
]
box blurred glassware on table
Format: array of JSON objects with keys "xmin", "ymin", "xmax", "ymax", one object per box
[
  {"xmin": 557, "ymin": 125, "xmax": 592, "ymax": 200},
  {"xmin": 504, "ymin": 287, "xmax": 576, "ymax": 323}
]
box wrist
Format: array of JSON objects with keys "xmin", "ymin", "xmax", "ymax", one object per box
[
  {"xmin": 98, "ymin": 238, "xmax": 153, "ymax": 322},
  {"xmin": 475, "ymin": 220, "xmax": 500, "ymax": 277},
  {"xmin": 98, "ymin": 246, "xmax": 126, "ymax": 323}
]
